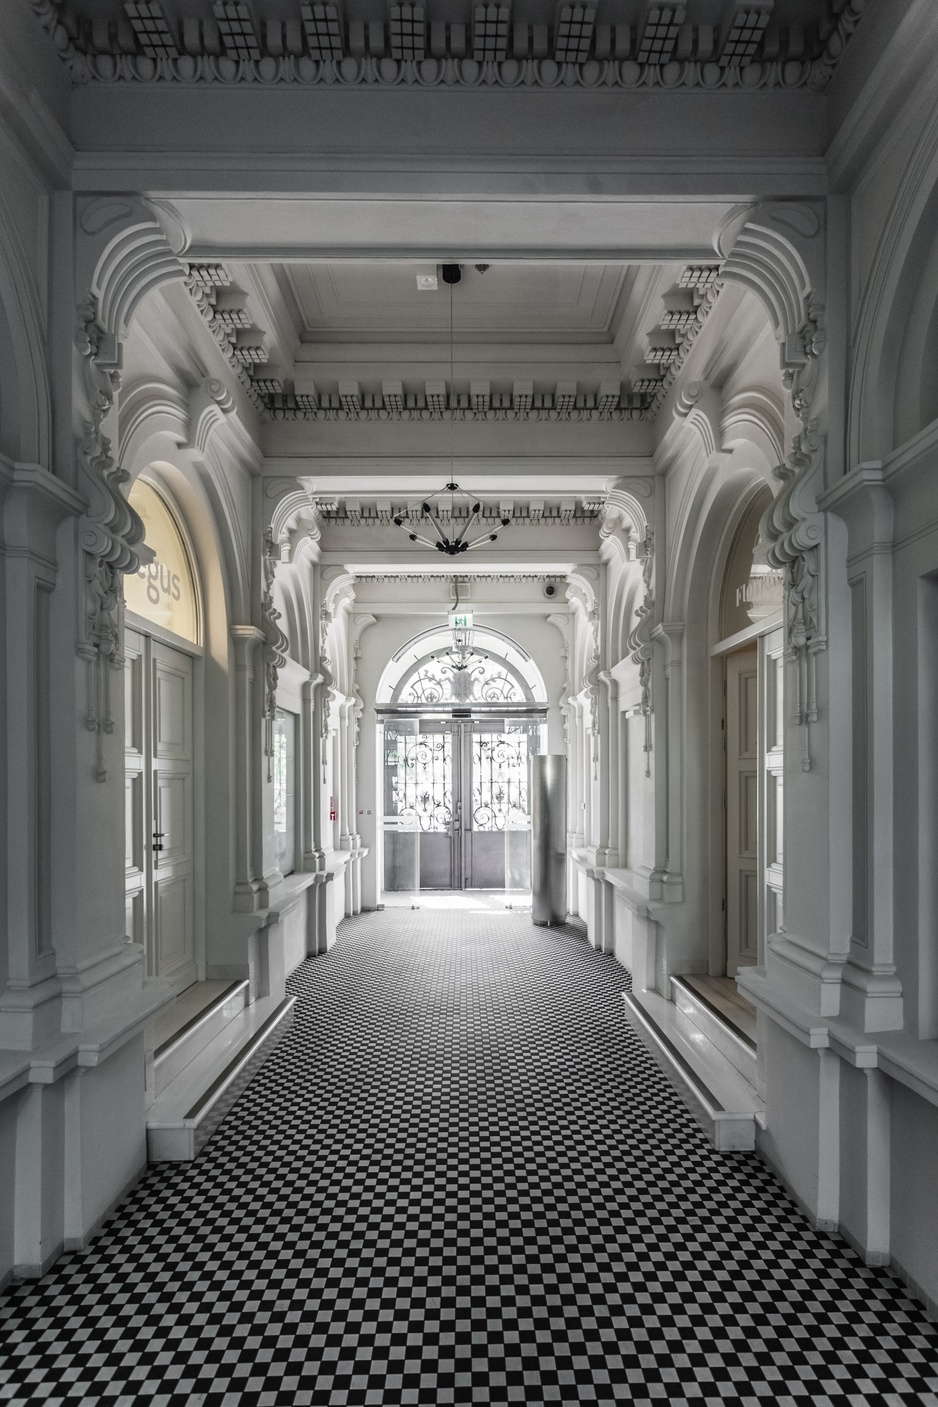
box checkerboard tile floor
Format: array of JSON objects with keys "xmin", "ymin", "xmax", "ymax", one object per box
[{"xmin": 2, "ymin": 908, "xmax": 937, "ymax": 1405}]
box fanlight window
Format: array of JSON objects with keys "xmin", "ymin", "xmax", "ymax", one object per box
[
  {"xmin": 392, "ymin": 648, "xmax": 532, "ymax": 707},
  {"xmin": 124, "ymin": 478, "xmax": 200, "ymax": 643}
]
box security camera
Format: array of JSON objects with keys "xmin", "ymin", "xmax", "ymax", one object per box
[{"xmin": 544, "ymin": 582, "xmax": 557, "ymax": 599}]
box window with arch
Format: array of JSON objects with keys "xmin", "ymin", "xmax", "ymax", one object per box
[
  {"xmin": 392, "ymin": 647, "xmax": 534, "ymax": 707},
  {"xmin": 719, "ymin": 487, "xmax": 784, "ymax": 641},
  {"xmin": 124, "ymin": 478, "xmax": 200, "ymax": 644}
]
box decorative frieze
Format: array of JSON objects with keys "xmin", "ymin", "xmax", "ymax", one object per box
[
  {"xmin": 267, "ymin": 400, "xmax": 648, "ymax": 423},
  {"xmin": 30, "ymin": 0, "xmax": 867, "ymax": 93}
]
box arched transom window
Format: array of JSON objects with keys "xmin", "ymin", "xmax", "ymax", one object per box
[{"xmin": 392, "ymin": 646, "xmax": 533, "ymax": 707}]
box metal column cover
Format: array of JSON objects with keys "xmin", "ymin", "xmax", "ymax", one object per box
[{"xmin": 531, "ymin": 755, "xmax": 567, "ymax": 926}]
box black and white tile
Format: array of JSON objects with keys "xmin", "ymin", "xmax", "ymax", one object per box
[{"xmin": 2, "ymin": 908, "xmax": 936, "ymax": 1405}]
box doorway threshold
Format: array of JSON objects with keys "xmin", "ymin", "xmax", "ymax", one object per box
[{"xmin": 382, "ymin": 890, "xmax": 531, "ymax": 913}]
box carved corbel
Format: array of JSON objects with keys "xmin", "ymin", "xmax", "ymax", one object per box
[
  {"xmin": 547, "ymin": 612, "xmax": 573, "ymax": 749},
  {"xmin": 626, "ymin": 529, "xmax": 655, "ymax": 775},
  {"xmin": 261, "ymin": 529, "xmax": 289, "ymax": 781},
  {"xmin": 318, "ymin": 603, "xmax": 337, "ymax": 780},
  {"xmin": 350, "ymin": 613, "xmax": 377, "ymax": 749}
]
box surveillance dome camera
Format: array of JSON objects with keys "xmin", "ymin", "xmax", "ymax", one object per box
[{"xmin": 544, "ymin": 582, "xmax": 557, "ymax": 598}]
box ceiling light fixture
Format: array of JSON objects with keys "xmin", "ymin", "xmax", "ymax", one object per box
[
  {"xmin": 393, "ymin": 481, "xmax": 510, "ymax": 555},
  {"xmin": 394, "ymin": 261, "xmax": 512, "ymax": 555}
]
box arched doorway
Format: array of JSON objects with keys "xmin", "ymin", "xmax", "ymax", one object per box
[
  {"xmin": 377, "ymin": 625, "xmax": 547, "ymax": 897},
  {"xmin": 123, "ymin": 476, "xmax": 203, "ymax": 990}
]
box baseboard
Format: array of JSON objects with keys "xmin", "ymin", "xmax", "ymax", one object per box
[
  {"xmin": 836, "ymin": 1221, "xmax": 891, "ymax": 1269},
  {"xmin": 62, "ymin": 1165, "xmax": 150, "ymax": 1254},
  {"xmin": 14, "ymin": 1165, "xmax": 150, "ymax": 1285},
  {"xmin": 13, "ymin": 1241, "xmax": 65, "ymax": 1281},
  {"xmin": 754, "ymin": 1140, "xmax": 838, "ymax": 1234},
  {"xmin": 889, "ymin": 1260, "xmax": 938, "ymax": 1323},
  {"xmin": 756, "ymin": 1141, "xmax": 936, "ymax": 1321}
]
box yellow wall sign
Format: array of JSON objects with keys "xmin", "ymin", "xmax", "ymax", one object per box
[{"xmin": 124, "ymin": 480, "xmax": 199, "ymax": 643}]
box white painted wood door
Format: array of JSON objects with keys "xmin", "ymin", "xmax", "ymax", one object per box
[
  {"xmin": 124, "ymin": 630, "xmax": 196, "ymax": 989},
  {"xmin": 759, "ymin": 627, "xmax": 785, "ymax": 948},
  {"xmin": 725, "ymin": 647, "xmax": 759, "ymax": 975}
]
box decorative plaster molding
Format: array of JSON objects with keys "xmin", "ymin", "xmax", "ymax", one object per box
[
  {"xmin": 722, "ymin": 201, "xmax": 827, "ymax": 770},
  {"xmin": 546, "ymin": 611, "xmax": 573, "ymax": 748},
  {"xmin": 76, "ymin": 300, "xmax": 151, "ymax": 782},
  {"xmin": 74, "ymin": 201, "xmax": 188, "ymax": 781},
  {"xmin": 270, "ymin": 402, "xmax": 650, "ymax": 424},
  {"xmin": 188, "ymin": 376, "xmax": 236, "ymax": 456},
  {"xmin": 117, "ymin": 379, "xmax": 189, "ymax": 463},
  {"xmin": 626, "ymin": 529, "xmax": 655, "ymax": 774},
  {"xmin": 181, "ymin": 258, "xmax": 723, "ymax": 424},
  {"xmin": 29, "ymin": 1, "xmax": 867, "ymax": 94},
  {"xmin": 322, "ymin": 496, "xmax": 599, "ymax": 526},
  {"xmin": 80, "ymin": 198, "xmax": 187, "ymax": 359},
  {"xmin": 266, "ymin": 481, "xmax": 322, "ymax": 561},
  {"xmin": 261, "ymin": 529, "xmax": 289, "ymax": 780},
  {"xmin": 674, "ymin": 381, "xmax": 724, "ymax": 460},
  {"xmin": 184, "ymin": 267, "xmax": 266, "ymax": 415},
  {"xmin": 720, "ymin": 389, "xmax": 786, "ymax": 464},
  {"xmin": 356, "ymin": 572, "xmax": 560, "ymax": 585}
]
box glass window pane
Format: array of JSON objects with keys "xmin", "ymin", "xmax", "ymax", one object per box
[{"xmin": 273, "ymin": 709, "xmax": 296, "ymax": 876}]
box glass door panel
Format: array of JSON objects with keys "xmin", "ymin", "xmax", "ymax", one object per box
[
  {"xmin": 382, "ymin": 714, "xmax": 545, "ymax": 894},
  {"xmin": 383, "ymin": 719, "xmax": 455, "ymax": 890},
  {"xmin": 465, "ymin": 720, "xmax": 543, "ymax": 891}
]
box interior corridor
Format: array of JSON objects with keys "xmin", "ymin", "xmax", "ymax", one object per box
[{"xmin": 1, "ymin": 911, "xmax": 935, "ymax": 1406}]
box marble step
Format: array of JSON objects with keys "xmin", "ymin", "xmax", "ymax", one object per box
[
  {"xmin": 622, "ymin": 988, "xmax": 763, "ymax": 1152},
  {"xmin": 152, "ymin": 979, "xmax": 250, "ymax": 1096},
  {"xmin": 147, "ymin": 994, "xmax": 295, "ymax": 1163},
  {"xmin": 670, "ymin": 975, "xmax": 757, "ymax": 1086}
]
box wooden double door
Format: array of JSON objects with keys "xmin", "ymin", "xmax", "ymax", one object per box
[{"xmin": 125, "ymin": 629, "xmax": 196, "ymax": 989}]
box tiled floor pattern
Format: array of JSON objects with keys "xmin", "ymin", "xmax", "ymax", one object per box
[{"xmin": 2, "ymin": 908, "xmax": 937, "ymax": 1405}]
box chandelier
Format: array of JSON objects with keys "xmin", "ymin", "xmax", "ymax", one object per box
[
  {"xmin": 393, "ymin": 481, "xmax": 510, "ymax": 555},
  {"xmin": 393, "ymin": 263, "xmax": 512, "ymax": 555}
]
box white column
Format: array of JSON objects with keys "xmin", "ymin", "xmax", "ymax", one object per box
[
  {"xmin": 0, "ymin": 468, "xmax": 86, "ymax": 1048},
  {"xmin": 230, "ymin": 625, "xmax": 267, "ymax": 912}
]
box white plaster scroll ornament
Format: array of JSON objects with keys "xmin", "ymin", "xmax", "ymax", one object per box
[
  {"xmin": 261, "ymin": 529, "xmax": 289, "ymax": 782},
  {"xmin": 721, "ymin": 203, "xmax": 827, "ymax": 770}
]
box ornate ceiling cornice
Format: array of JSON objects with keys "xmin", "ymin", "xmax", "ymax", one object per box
[
  {"xmin": 30, "ymin": 0, "xmax": 866, "ymax": 93},
  {"xmin": 182, "ymin": 257, "xmax": 724, "ymax": 423}
]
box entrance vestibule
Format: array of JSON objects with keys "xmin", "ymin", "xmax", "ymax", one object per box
[
  {"xmin": 381, "ymin": 714, "xmax": 546, "ymax": 893},
  {"xmin": 374, "ymin": 620, "xmax": 551, "ymax": 902}
]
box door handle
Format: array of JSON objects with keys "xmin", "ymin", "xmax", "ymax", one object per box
[{"xmin": 152, "ymin": 831, "xmax": 165, "ymax": 853}]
